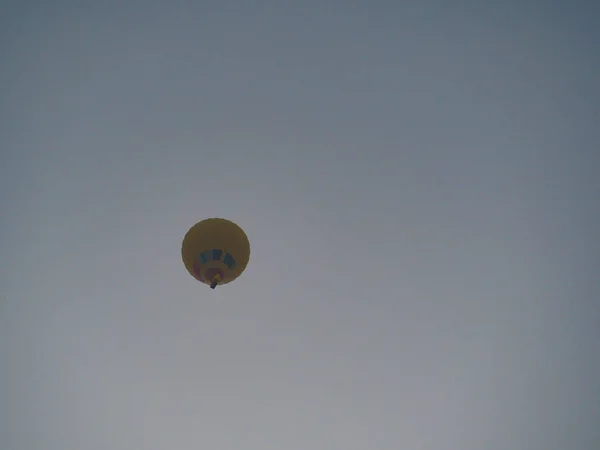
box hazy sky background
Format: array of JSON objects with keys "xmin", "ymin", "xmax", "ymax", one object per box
[{"xmin": 2, "ymin": 1, "xmax": 599, "ymax": 449}]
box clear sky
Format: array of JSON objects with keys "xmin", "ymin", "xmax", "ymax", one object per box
[{"xmin": 2, "ymin": 1, "xmax": 599, "ymax": 449}]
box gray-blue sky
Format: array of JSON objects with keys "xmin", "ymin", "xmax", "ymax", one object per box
[{"xmin": 2, "ymin": 1, "xmax": 599, "ymax": 449}]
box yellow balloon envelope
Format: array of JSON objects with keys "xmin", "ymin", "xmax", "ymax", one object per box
[{"xmin": 181, "ymin": 218, "xmax": 250, "ymax": 289}]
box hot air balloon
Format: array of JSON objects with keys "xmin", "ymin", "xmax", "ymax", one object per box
[{"xmin": 181, "ymin": 218, "xmax": 250, "ymax": 289}]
